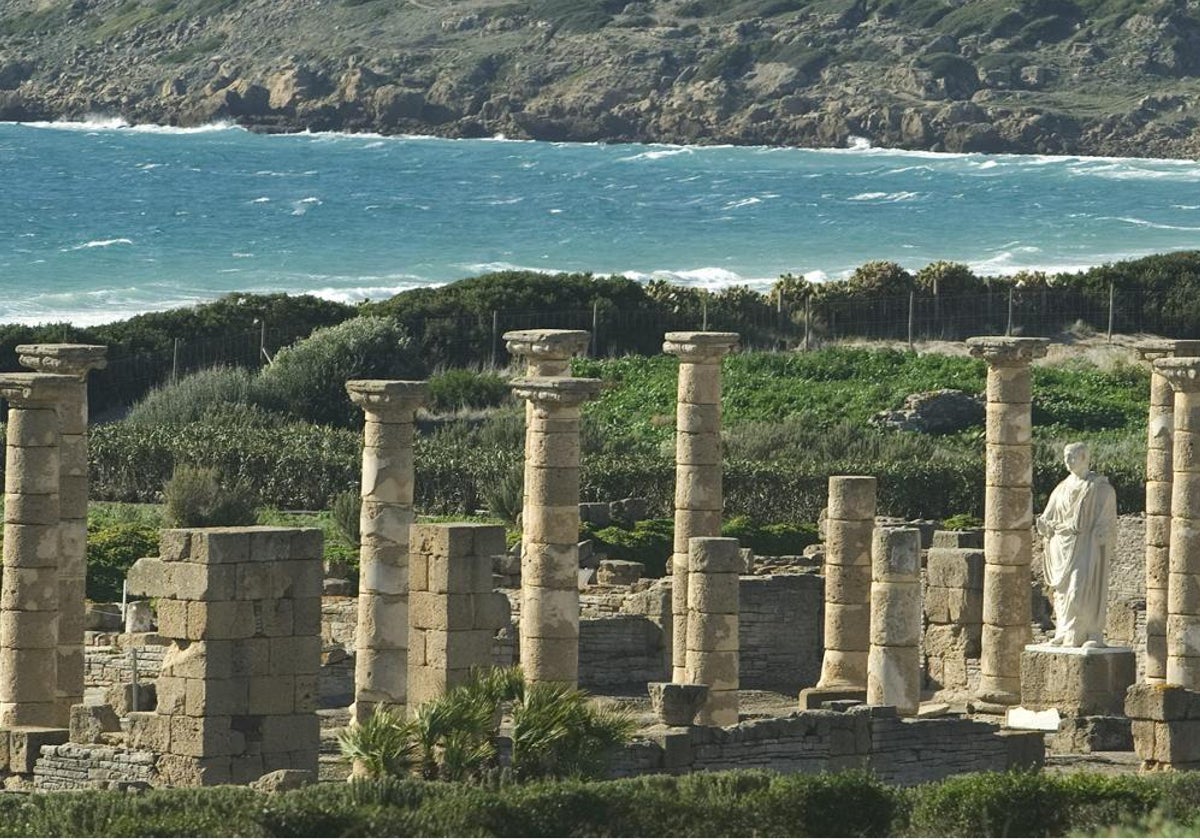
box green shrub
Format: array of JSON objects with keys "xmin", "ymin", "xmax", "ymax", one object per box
[
  {"xmin": 123, "ymin": 366, "xmax": 262, "ymax": 427},
  {"xmin": 330, "ymin": 490, "xmax": 361, "ymax": 547},
  {"xmin": 722, "ymin": 516, "xmax": 819, "ymax": 556},
  {"xmin": 485, "ymin": 463, "xmax": 524, "ymax": 525},
  {"xmin": 258, "ymin": 316, "xmax": 424, "ymax": 427},
  {"xmin": 162, "ymin": 465, "xmax": 258, "ymax": 527},
  {"xmin": 428, "ymin": 369, "xmax": 510, "ymax": 413},
  {"xmin": 589, "ymin": 518, "xmax": 674, "ymax": 577},
  {"xmin": 942, "ymin": 513, "xmax": 983, "ymax": 530},
  {"xmin": 85, "ymin": 522, "xmax": 160, "ymax": 602}
]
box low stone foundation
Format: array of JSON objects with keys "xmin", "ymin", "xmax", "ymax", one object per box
[
  {"xmin": 613, "ymin": 706, "xmax": 1043, "ymax": 785},
  {"xmin": 1126, "ymin": 683, "xmax": 1200, "ymax": 770},
  {"xmin": 34, "ymin": 743, "xmax": 155, "ymax": 791}
]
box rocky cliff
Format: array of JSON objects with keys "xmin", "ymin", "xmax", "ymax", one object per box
[{"xmin": 4, "ymin": 0, "xmax": 1200, "ymax": 157}]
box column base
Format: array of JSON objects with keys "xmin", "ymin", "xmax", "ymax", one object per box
[{"xmin": 799, "ymin": 686, "xmax": 867, "ymax": 710}]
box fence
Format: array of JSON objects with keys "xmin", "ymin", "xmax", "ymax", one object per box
[{"xmin": 79, "ymin": 280, "xmax": 1179, "ymax": 413}]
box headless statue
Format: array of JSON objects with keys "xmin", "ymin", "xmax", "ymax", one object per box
[{"xmin": 1035, "ymin": 442, "xmax": 1118, "ymax": 648}]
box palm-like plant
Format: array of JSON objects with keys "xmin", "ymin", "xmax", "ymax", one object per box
[
  {"xmin": 508, "ymin": 680, "xmax": 636, "ymax": 781},
  {"xmin": 337, "ymin": 706, "xmax": 417, "ymax": 779}
]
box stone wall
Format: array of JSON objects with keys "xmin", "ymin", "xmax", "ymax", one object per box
[
  {"xmin": 34, "ymin": 743, "xmax": 154, "ymax": 791},
  {"xmin": 612, "ymin": 706, "xmax": 1044, "ymax": 785},
  {"xmin": 738, "ymin": 573, "xmax": 823, "ymax": 693}
]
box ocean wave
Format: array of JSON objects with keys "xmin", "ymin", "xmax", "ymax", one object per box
[
  {"xmin": 67, "ymin": 238, "xmax": 133, "ymax": 251},
  {"xmin": 617, "ymin": 146, "xmax": 694, "ymax": 162},
  {"xmin": 20, "ymin": 117, "xmax": 240, "ymax": 135},
  {"xmin": 723, "ymin": 197, "xmax": 763, "ymax": 210},
  {"xmin": 847, "ymin": 191, "xmax": 921, "ymax": 202},
  {"xmin": 290, "ymin": 197, "xmax": 322, "ymax": 216},
  {"xmin": 622, "ymin": 266, "xmax": 777, "ymax": 291},
  {"xmin": 1108, "ymin": 216, "xmax": 1200, "ymax": 232}
]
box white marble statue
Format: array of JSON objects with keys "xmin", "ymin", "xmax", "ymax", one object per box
[{"xmin": 1035, "ymin": 442, "xmax": 1118, "ymax": 648}]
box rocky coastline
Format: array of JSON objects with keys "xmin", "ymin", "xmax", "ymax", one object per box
[{"xmin": 4, "ymin": 0, "xmax": 1200, "ymax": 158}]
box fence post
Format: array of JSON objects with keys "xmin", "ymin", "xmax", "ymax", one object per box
[
  {"xmin": 1006, "ymin": 287, "xmax": 1014, "ymax": 336},
  {"xmin": 907, "ymin": 291, "xmax": 915, "ymax": 351},
  {"xmin": 804, "ymin": 295, "xmax": 811, "ymax": 351},
  {"xmin": 171, "ymin": 337, "xmax": 179, "ymax": 384},
  {"xmin": 491, "ymin": 310, "xmax": 498, "ymax": 368},
  {"xmin": 702, "ymin": 295, "xmax": 708, "ymax": 331},
  {"xmin": 1107, "ymin": 280, "xmax": 1115, "ymax": 343},
  {"xmin": 591, "ymin": 301, "xmax": 599, "ymax": 357}
]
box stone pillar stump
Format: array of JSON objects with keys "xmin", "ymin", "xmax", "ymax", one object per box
[
  {"xmin": 867, "ymin": 527, "xmax": 921, "ymax": 715},
  {"xmin": 346, "ymin": 379, "xmax": 427, "ymax": 721},
  {"xmin": 685, "ymin": 536, "xmax": 740, "ymax": 726},
  {"xmin": 663, "ymin": 331, "xmax": 739, "ymax": 683},
  {"xmin": 512, "ymin": 376, "xmax": 600, "ymax": 685},
  {"xmin": 818, "ymin": 476, "xmax": 876, "ymax": 690},
  {"xmin": 17, "ymin": 344, "xmax": 107, "ymax": 721},
  {"xmin": 967, "ymin": 335, "xmax": 1049, "ymax": 706}
]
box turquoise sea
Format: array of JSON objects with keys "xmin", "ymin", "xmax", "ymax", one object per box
[{"xmin": 3, "ymin": 118, "xmax": 1200, "ymax": 325}]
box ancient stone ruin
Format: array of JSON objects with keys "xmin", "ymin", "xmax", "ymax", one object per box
[{"xmin": 12, "ymin": 331, "xmax": 1200, "ymax": 788}]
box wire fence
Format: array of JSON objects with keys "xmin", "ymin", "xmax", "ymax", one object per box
[{"xmin": 84, "ymin": 281, "xmax": 1179, "ymax": 412}]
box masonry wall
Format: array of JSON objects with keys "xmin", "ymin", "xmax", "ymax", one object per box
[
  {"xmin": 610, "ymin": 707, "xmax": 1044, "ymax": 786},
  {"xmin": 35, "ymin": 744, "xmax": 155, "ymax": 791}
]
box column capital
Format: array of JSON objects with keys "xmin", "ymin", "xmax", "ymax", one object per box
[
  {"xmin": 16, "ymin": 344, "xmax": 107, "ymax": 379},
  {"xmin": 966, "ymin": 336, "xmax": 1049, "ymax": 366},
  {"xmin": 1154, "ymin": 357, "xmax": 1200, "ymax": 393},
  {"xmin": 0, "ymin": 373, "xmax": 77, "ymax": 408},
  {"xmin": 511, "ymin": 376, "xmax": 600, "ymax": 406},
  {"xmin": 1131, "ymin": 339, "xmax": 1200, "ymax": 363},
  {"xmin": 345, "ymin": 379, "xmax": 428, "ymax": 416},
  {"xmin": 503, "ymin": 329, "xmax": 590, "ymax": 362},
  {"xmin": 663, "ymin": 331, "xmax": 740, "ymax": 363}
]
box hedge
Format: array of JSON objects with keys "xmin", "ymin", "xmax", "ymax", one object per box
[{"xmin": 0, "ymin": 770, "xmax": 1198, "ymax": 836}]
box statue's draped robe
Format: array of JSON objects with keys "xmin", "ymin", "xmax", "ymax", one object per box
[{"xmin": 1036, "ymin": 471, "xmax": 1118, "ymax": 646}]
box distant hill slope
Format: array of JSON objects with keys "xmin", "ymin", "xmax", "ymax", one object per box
[{"xmin": 3, "ymin": 0, "xmax": 1200, "ymax": 156}]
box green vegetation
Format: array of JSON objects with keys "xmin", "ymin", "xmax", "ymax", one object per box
[
  {"xmin": 0, "ymin": 769, "xmax": 1198, "ymax": 835},
  {"xmin": 162, "ymin": 464, "xmax": 258, "ymax": 527},
  {"xmin": 339, "ymin": 666, "xmax": 634, "ymax": 783}
]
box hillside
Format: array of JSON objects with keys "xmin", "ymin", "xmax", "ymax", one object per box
[{"xmin": 3, "ymin": 0, "xmax": 1200, "ymax": 156}]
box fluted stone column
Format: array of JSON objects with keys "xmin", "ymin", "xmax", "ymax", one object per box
[
  {"xmin": 664, "ymin": 331, "xmax": 739, "ymax": 682},
  {"xmin": 0, "ymin": 373, "xmax": 75, "ymax": 728},
  {"xmin": 818, "ymin": 476, "xmax": 877, "ymax": 689},
  {"xmin": 868, "ymin": 527, "xmax": 922, "ymax": 715},
  {"xmin": 1133, "ymin": 341, "xmax": 1200, "ymax": 683},
  {"xmin": 512, "ymin": 376, "xmax": 600, "ymax": 685},
  {"xmin": 17, "ymin": 343, "xmax": 106, "ymax": 719},
  {"xmin": 346, "ymin": 379, "xmax": 427, "ymax": 721},
  {"xmin": 967, "ymin": 335, "xmax": 1049, "ymax": 706},
  {"xmin": 504, "ymin": 329, "xmax": 590, "ymax": 426},
  {"xmin": 1156, "ymin": 357, "xmax": 1200, "ymax": 689},
  {"xmin": 686, "ymin": 536, "xmax": 740, "ymax": 726}
]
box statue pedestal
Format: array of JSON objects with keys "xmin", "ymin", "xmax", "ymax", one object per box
[
  {"xmin": 1009, "ymin": 645, "xmax": 1135, "ymax": 752},
  {"xmin": 1020, "ymin": 644, "xmax": 1135, "ymax": 716}
]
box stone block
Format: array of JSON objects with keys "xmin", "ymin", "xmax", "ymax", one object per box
[
  {"xmin": 169, "ymin": 715, "xmax": 235, "ymax": 757},
  {"xmin": 1020, "ymin": 645, "xmax": 1136, "ymax": 717},
  {"xmin": 194, "ymin": 529, "xmax": 251, "ymax": 565},
  {"xmin": 926, "ymin": 549, "xmax": 985, "ymax": 590},
  {"xmin": 1125, "ymin": 682, "xmax": 1192, "ymax": 721},
  {"xmin": 688, "ymin": 572, "xmax": 739, "ymax": 615},
  {"xmin": 931, "ymin": 530, "xmax": 984, "ymax": 550},
  {"xmin": 825, "ymin": 563, "xmax": 871, "ymax": 605},
  {"xmin": 686, "ymin": 612, "xmax": 738, "ymax": 652},
  {"xmin": 1049, "ymin": 716, "xmax": 1133, "ymax": 753},
  {"xmin": 424, "ymin": 629, "xmax": 493, "ymax": 670},
  {"xmin": 867, "ymin": 645, "xmax": 920, "ymax": 715},
  {"xmin": 828, "ymin": 476, "xmax": 876, "ymax": 521},
  {"xmin": 7, "ymin": 726, "xmax": 68, "ymax": 773},
  {"xmin": 648, "ymin": 683, "xmax": 708, "ymax": 726},
  {"xmin": 185, "ymin": 677, "xmax": 249, "ymax": 717},
  {"xmin": 161, "ymin": 640, "xmax": 232, "ymax": 681},
  {"xmin": 825, "ymin": 519, "xmax": 872, "ymax": 566},
  {"xmin": 68, "ymin": 703, "xmax": 120, "ymax": 744},
  {"xmin": 924, "ymin": 585, "xmax": 983, "ymax": 625},
  {"xmin": 127, "ymin": 712, "xmax": 171, "ymax": 752},
  {"xmin": 187, "ymin": 600, "xmax": 256, "ymax": 640},
  {"xmin": 869, "ymin": 582, "xmax": 922, "ymax": 648},
  {"xmin": 596, "ymin": 559, "xmax": 644, "ymax": 586},
  {"xmin": 249, "ymin": 675, "xmax": 295, "ymax": 715},
  {"xmin": 156, "ymin": 754, "xmax": 232, "ymax": 787},
  {"xmin": 270, "ymin": 636, "xmax": 321, "ymax": 676}
]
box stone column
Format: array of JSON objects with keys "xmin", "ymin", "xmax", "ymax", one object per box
[
  {"xmin": 511, "ymin": 376, "xmax": 600, "ymax": 685},
  {"xmin": 1133, "ymin": 340, "xmax": 1200, "ymax": 683},
  {"xmin": 663, "ymin": 331, "xmax": 739, "ymax": 682},
  {"xmin": 867, "ymin": 527, "xmax": 922, "ymax": 715},
  {"xmin": 16, "ymin": 344, "xmax": 106, "ymax": 720},
  {"xmin": 686, "ymin": 536, "xmax": 740, "ymax": 726},
  {"xmin": 0, "ymin": 373, "xmax": 75, "ymax": 728},
  {"xmin": 1155, "ymin": 357, "xmax": 1200, "ymax": 688},
  {"xmin": 818, "ymin": 476, "xmax": 877, "ymax": 690},
  {"xmin": 408, "ymin": 523, "xmax": 511, "ymax": 710},
  {"xmin": 504, "ymin": 329, "xmax": 590, "ymax": 426},
  {"xmin": 346, "ymin": 379, "xmax": 427, "ymax": 722},
  {"xmin": 967, "ymin": 336, "xmax": 1049, "ymax": 706}
]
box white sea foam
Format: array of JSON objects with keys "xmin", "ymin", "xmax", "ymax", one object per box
[
  {"xmin": 67, "ymin": 238, "xmax": 133, "ymax": 251},
  {"xmin": 723, "ymin": 197, "xmax": 763, "ymax": 210},
  {"xmin": 617, "ymin": 146, "xmax": 693, "ymax": 162},
  {"xmin": 622, "ymin": 266, "xmax": 776, "ymax": 291},
  {"xmin": 1110, "ymin": 216, "xmax": 1200, "ymax": 232},
  {"xmin": 251, "ymin": 197, "xmax": 271, "ymax": 203},
  {"xmin": 847, "ymin": 191, "xmax": 921, "ymax": 202},
  {"xmin": 290, "ymin": 197, "xmax": 322, "ymax": 216},
  {"xmin": 20, "ymin": 117, "xmax": 240, "ymax": 135}
]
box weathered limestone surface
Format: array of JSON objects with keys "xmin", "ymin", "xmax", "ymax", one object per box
[
  {"xmin": 685, "ymin": 537, "xmax": 740, "ymax": 726},
  {"xmin": 346, "ymin": 379, "xmax": 426, "ymax": 721},
  {"xmin": 1155, "ymin": 357, "xmax": 1200, "ymax": 689},
  {"xmin": 1134, "ymin": 341, "xmax": 1200, "ymax": 684},
  {"xmin": 17, "ymin": 344, "xmax": 107, "ymax": 722},
  {"xmin": 817, "ymin": 476, "xmax": 876, "ymax": 691},
  {"xmin": 1020, "ymin": 645, "xmax": 1136, "ymax": 716},
  {"xmin": 664, "ymin": 331, "xmax": 738, "ymax": 682},
  {"xmin": 1126, "ymin": 683, "xmax": 1200, "ymax": 770},
  {"xmin": 125, "ymin": 527, "xmax": 323, "ymax": 786},
  {"xmin": 967, "ymin": 335, "xmax": 1049, "ymax": 706},
  {"xmin": 408, "ymin": 523, "xmax": 511, "ymax": 710},
  {"xmin": 923, "ymin": 531, "xmax": 984, "ymax": 694},
  {"xmin": 504, "ymin": 329, "xmax": 589, "ymax": 378},
  {"xmin": 512, "ymin": 376, "xmax": 600, "ymax": 684},
  {"xmin": 0, "ymin": 372, "xmax": 76, "ymax": 729},
  {"xmin": 867, "ymin": 528, "xmax": 921, "ymax": 715}
]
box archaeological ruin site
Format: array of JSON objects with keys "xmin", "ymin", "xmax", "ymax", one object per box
[{"xmin": 3, "ymin": 329, "xmax": 1200, "ymax": 792}]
